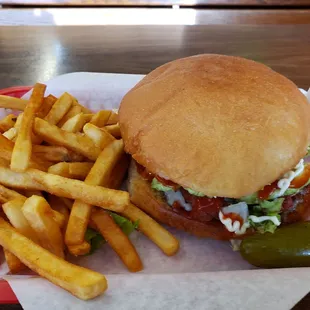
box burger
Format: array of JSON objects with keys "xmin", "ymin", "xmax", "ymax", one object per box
[{"xmin": 118, "ymin": 54, "xmax": 310, "ymax": 240}]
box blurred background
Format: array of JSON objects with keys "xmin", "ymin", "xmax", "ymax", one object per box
[{"xmin": 1, "ymin": 0, "xmax": 310, "ymax": 26}]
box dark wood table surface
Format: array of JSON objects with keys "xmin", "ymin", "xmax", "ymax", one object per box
[{"xmin": 0, "ymin": 14, "xmax": 310, "ymax": 310}]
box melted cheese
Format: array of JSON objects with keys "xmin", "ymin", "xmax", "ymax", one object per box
[{"xmin": 165, "ymin": 190, "xmax": 192, "ymax": 211}]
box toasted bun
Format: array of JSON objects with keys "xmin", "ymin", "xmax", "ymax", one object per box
[
  {"xmin": 120, "ymin": 54, "xmax": 310, "ymax": 198},
  {"xmin": 128, "ymin": 160, "xmax": 234, "ymax": 240}
]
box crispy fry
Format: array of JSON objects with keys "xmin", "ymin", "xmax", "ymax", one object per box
[
  {"xmin": 44, "ymin": 92, "xmax": 73, "ymax": 125},
  {"xmin": 48, "ymin": 162, "xmax": 93, "ymax": 180},
  {"xmin": 3, "ymin": 127, "xmax": 17, "ymax": 140},
  {"xmin": 57, "ymin": 105, "xmax": 83, "ymax": 127},
  {"xmin": 0, "ymin": 95, "xmax": 27, "ymax": 110},
  {"xmin": 108, "ymin": 154, "xmax": 130, "ymax": 189},
  {"xmin": 0, "ymin": 217, "xmax": 107, "ymax": 300},
  {"xmin": 34, "ymin": 118, "xmax": 101, "ymax": 161},
  {"xmin": 72, "ymin": 98, "xmax": 92, "ymax": 114},
  {"xmin": 37, "ymin": 95, "xmax": 58, "ymax": 118},
  {"xmin": 121, "ymin": 203, "xmax": 179, "ymax": 256},
  {"xmin": 2, "ymin": 198, "xmax": 40, "ymax": 243},
  {"xmin": 11, "ymin": 83, "xmax": 46, "ymax": 171},
  {"xmin": 104, "ymin": 123, "xmax": 121, "ymax": 138},
  {"xmin": 0, "ymin": 166, "xmax": 129, "ymax": 211},
  {"xmin": 48, "ymin": 195, "xmax": 70, "ymax": 230},
  {"xmin": 67, "ymin": 241, "xmax": 91, "ymax": 256},
  {"xmin": 106, "ymin": 111, "xmax": 119, "ymax": 125},
  {"xmin": 65, "ymin": 140, "xmax": 125, "ymax": 246},
  {"xmin": 61, "ymin": 113, "xmax": 93, "ymax": 133},
  {"xmin": 83, "ymin": 123, "xmax": 114, "ymax": 149},
  {"xmin": 22, "ymin": 196, "xmax": 64, "ymax": 258},
  {"xmin": 4, "ymin": 248, "xmax": 27, "ymax": 274},
  {"xmin": 14, "ymin": 113, "xmax": 23, "ymax": 130},
  {"xmin": 59, "ymin": 197, "xmax": 73, "ymax": 210},
  {"xmin": 0, "ymin": 114, "xmax": 17, "ymax": 132},
  {"xmin": 0, "ymin": 184, "xmax": 25, "ymax": 203},
  {"xmin": 91, "ymin": 209, "xmax": 143, "ymax": 272},
  {"xmin": 90, "ymin": 111, "xmax": 111, "ymax": 127},
  {"xmin": 33, "ymin": 145, "xmax": 70, "ymax": 162},
  {"xmin": 0, "ymin": 134, "xmax": 50, "ymax": 171}
]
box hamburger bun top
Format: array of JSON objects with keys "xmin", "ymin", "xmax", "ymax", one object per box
[{"xmin": 119, "ymin": 54, "xmax": 310, "ymax": 198}]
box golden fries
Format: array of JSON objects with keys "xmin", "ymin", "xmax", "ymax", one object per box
[
  {"xmin": 83, "ymin": 123, "xmax": 115, "ymax": 149},
  {"xmin": 3, "ymin": 127, "xmax": 17, "ymax": 140},
  {"xmin": 121, "ymin": 203, "xmax": 179, "ymax": 256},
  {"xmin": 57, "ymin": 105, "xmax": 83, "ymax": 127},
  {"xmin": 0, "ymin": 95, "xmax": 27, "ymax": 110},
  {"xmin": 48, "ymin": 195, "xmax": 70, "ymax": 230},
  {"xmin": 48, "ymin": 162, "xmax": 93, "ymax": 180},
  {"xmin": 33, "ymin": 145, "xmax": 71, "ymax": 162},
  {"xmin": 4, "ymin": 248, "xmax": 27, "ymax": 274},
  {"xmin": 90, "ymin": 110, "xmax": 111, "ymax": 127},
  {"xmin": 67, "ymin": 241, "xmax": 91, "ymax": 256},
  {"xmin": 65, "ymin": 140, "xmax": 125, "ymax": 246},
  {"xmin": 62, "ymin": 113, "xmax": 92, "ymax": 133},
  {"xmin": 106, "ymin": 111, "xmax": 118, "ymax": 125},
  {"xmin": 104, "ymin": 123, "xmax": 121, "ymax": 138},
  {"xmin": 11, "ymin": 83, "xmax": 46, "ymax": 171},
  {"xmin": 0, "ymin": 217, "xmax": 108, "ymax": 300},
  {"xmin": 2, "ymin": 198, "xmax": 41, "ymax": 243},
  {"xmin": 44, "ymin": 92, "xmax": 73, "ymax": 125},
  {"xmin": 22, "ymin": 195, "xmax": 64, "ymax": 258},
  {"xmin": 91, "ymin": 209, "xmax": 143, "ymax": 272},
  {"xmin": 34, "ymin": 118, "xmax": 101, "ymax": 161},
  {"xmin": 0, "ymin": 114, "xmax": 16, "ymax": 132},
  {"xmin": 37, "ymin": 95, "xmax": 57, "ymax": 118},
  {"xmin": 0, "ymin": 184, "xmax": 25, "ymax": 203}
]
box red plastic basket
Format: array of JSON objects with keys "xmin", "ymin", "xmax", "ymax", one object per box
[{"xmin": 0, "ymin": 85, "xmax": 32, "ymax": 304}]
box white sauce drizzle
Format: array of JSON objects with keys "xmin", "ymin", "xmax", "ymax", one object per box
[
  {"xmin": 248, "ymin": 215, "xmax": 280, "ymax": 226},
  {"xmin": 165, "ymin": 190, "xmax": 192, "ymax": 211},
  {"xmin": 276, "ymin": 159, "xmax": 304, "ymax": 197}
]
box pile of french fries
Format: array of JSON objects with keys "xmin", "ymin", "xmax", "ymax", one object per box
[{"xmin": 0, "ymin": 84, "xmax": 179, "ymax": 300}]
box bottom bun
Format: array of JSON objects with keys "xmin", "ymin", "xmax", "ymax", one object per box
[{"xmin": 128, "ymin": 160, "xmax": 234, "ymax": 240}]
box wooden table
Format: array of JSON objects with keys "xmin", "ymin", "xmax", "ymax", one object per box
[
  {"xmin": 0, "ymin": 24, "xmax": 310, "ymax": 89},
  {"xmin": 0, "ymin": 19, "xmax": 310, "ymax": 310}
]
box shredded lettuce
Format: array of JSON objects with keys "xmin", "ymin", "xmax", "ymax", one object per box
[
  {"xmin": 151, "ymin": 178, "xmax": 172, "ymax": 192},
  {"xmin": 240, "ymin": 193, "xmax": 259, "ymax": 204},
  {"xmin": 259, "ymin": 198, "xmax": 284, "ymax": 213},
  {"xmin": 185, "ymin": 188, "xmax": 205, "ymax": 197},
  {"xmin": 84, "ymin": 214, "xmax": 139, "ymax": 255},
  {"xmin": 248, "ymin": 219, "xmax": 278, "ymax": 234}
]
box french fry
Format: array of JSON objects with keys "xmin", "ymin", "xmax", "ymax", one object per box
[
  {"xmin": 121, "ymin": 203, "xmax": 179, "ymax": 256},
  {"xmin": 83, "ymin": 123, "xmax": 114, "ymax": 149},
  {"xmin": 44, "ymin": 92, "xmax": 73, "ymax": 125},
  {"xmin": 90, "ymin": 110, "xmax": 111, "ymax": 127},
  {"xmin": 106, "ymin": 111, "xmax": 119, "ymax": 125},
  {"xmin": 11, "ymin": 83, "xmax": 46, "ymax": 171},
  {"xmin": 104, "ymin": 123, "xmax": 121, "ymax": 138},
  {"xmin": 33, "ymin": 145, "xmax": 71, "ymax": 162},
  {"xmin": 91, "ymin": 209, "xmax": 143, "ymax": 272},
  {"xmin": 67, "ymin": 241, "xmax": 91, "ymax": 256},
  {"xmin": 59, "ymin": 197, "xmax": 73, "ymax": 210},
  {"xmin": 2, "ymin": 198, "xmax": 40, "ymax": 243},
  {"xmin": 0, "ymin": 114, "xmax": 16, "ymax": 132},
  {"xmin": 37, "ymin": 95, "xmax": 58, "ymax": 118},
  {"xmin": 65, "ymin": 140, "xmax": 125, "ymax": 246},
  {"xmin": 22, "ymin": 195, "xmax": 64, "ymax": 258},
  {"xmin": 0, "ymin": 217, "xmax": 108, "ymax": 300},
  {"xmin": 0, "ymin": 184, "xmax": 26, "ymax": 203},
  {"xmin": 0, "ymin": 134, "xmax": 50, "ymax": 171},
  {"xmin": 4, "ymin": 248, "xmax": 26, "ymax": 274},
  {"xmin": 108, "ymin": 154, "xmax": 130, "ymax": 190},
  {"xmin": 3, "ymin": 127, "xmax": 17, "ymax": 140},
  {"xmin": 0, "ymin": 95, "xmax": 27, "ymax": 111},
  {"xmin": 48, "ymin": 162, "xmax": 93, "ymax": 180},
  {"xmin": 57, "ymin": 105, "xmax": 83, "ymax": 127},
  {"xmin": 34, "ymin": 118, "xmax": 101, "ymax": 161},
  {"xmin": 48, "ymin": 195, "xmax": 70, "ymax": 230},
  {"xmin": 0, "ymin": 166, "xmax": 129, "ymax": 211},
  {"xmin": 61, "ymin": 113, "xmax": 92, "ymax": 133}
]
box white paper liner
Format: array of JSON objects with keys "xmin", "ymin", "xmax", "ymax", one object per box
[{"xmin": 0, "ymin": 72, "xmax": 310, "ymax": 310}]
